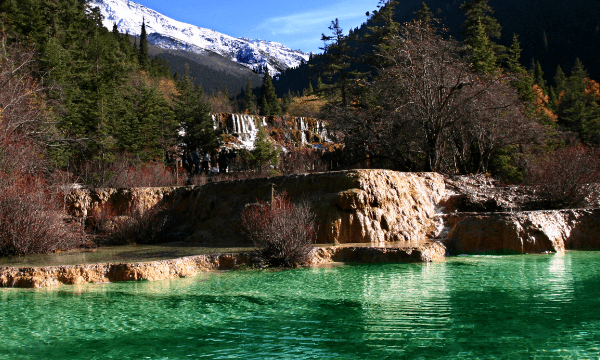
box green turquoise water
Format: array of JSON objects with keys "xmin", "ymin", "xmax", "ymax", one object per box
[{"xmin": 2, "ymin": 252, "xmax": 600, "ymax": 359}]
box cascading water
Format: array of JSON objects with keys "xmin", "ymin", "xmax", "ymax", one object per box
[{"xmin": 212, "ymin": 113, "xmax": 331, "ymax": 150}]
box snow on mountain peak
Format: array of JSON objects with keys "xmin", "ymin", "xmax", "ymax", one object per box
[{"xmin": 88, "ymin": 0, "xmax": 310, "ymax": 75}]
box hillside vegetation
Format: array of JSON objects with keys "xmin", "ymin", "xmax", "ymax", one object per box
[{"xmin": 277, "ymin": 0, "xmax": 600, "ymax": 184}]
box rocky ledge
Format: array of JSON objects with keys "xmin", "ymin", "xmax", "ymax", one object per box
[
  {"xmin": 4, "ymin": 169, "xmax": 600, "ymax": 288},
  {"xmin": 441, "ymin": 209, "xmax": 600, "ymax": 255},
  {"xmin": 0, "ymin": 243, "xmax": 445, "ymax": 288},
  {"xmin": 66, "ymin": 170, "xmax": 446, "ymax": 245}
]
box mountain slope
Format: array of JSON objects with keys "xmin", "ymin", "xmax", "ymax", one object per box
[
  {"xmin": 88, "ymin": 0, "xmax": 310, "ymax": 75},
  {"xmin": 144, "ymin": 39, "xmax": 263, "ymax": 95},
  {"xmin": 388, "ymin": 0, "xmax": 600, "ymax": 81}
]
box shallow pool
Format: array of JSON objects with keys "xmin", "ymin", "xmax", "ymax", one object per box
[{"xmin": 2, "ymin": 252, "xmax": 600, "ymax": 359}]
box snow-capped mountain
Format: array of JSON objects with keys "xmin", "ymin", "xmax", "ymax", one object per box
[{"xmin": 88, "ymin": 0, "xmax": 310, "ymax": 75}]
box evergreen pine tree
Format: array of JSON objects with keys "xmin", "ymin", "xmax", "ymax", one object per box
[
  {"xmin": 259, "ymin": 68, "xmax": 281, "ymax": 116},
  {"xmin": 306, "ymin": 81, "xmax": 314, "ymax": 95},
  {"xmin": 135, "ymin": 83, "xmax": 177, "ymax": 160},
  {"xmin": 554, "ymin": 65, "xmax": 567, "ymax": 91},
  {"xmin": 469, "ymin": 19, "xmax": 498, "ymax": 74},
  {"xmin": 507, "ymin": 34, "xmax": 525, "ymax": 74},
  {"xmin": 138, "ymin": 18, "xmax": 149, "ymax": 69},
  {"xmin": 533, "ymin": 61, "xmax": 547, "ymax": 92},
  {"xmin": 243, "ymin": 78, "xmax": 257, "ymax": 114},
  {"xmin": 504, "ymin": 34, "xmax": 544, "ymax": 122},
  {"xmin": 250, "ymin": 127, "xmax": 280, "ymax": 174},
  {"xmin": 281, "ymin": 90, "xmax": 293, "ymax": 114},
  {"xmin": 173, "ymin": 64, "xmax": 219, "ymax": 151},
  {"xmin": 548, "ymin": 87, "xmax": 558, "ymax": 111},
  {"xmin": 556, "ymin": 58, "xmax": 600, "ymax": 144},
  {"xmin": 415, "ymin": 2, "xmax": 433, "ymax": 25},
  {"xmin": 317, "ymin": 18, "xmax": 370, "ymax": 107},
  {"xmin": 460, "ymin": 0, "xmax": 505, "ymax": 56}
]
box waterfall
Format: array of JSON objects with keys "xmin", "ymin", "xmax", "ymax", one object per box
[{"xmin": 211, "ymin": 113, "xmax": 330, "ymax": 151}]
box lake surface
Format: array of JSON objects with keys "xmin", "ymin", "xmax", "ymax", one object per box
[{"xmin": 1, "ymin": 252, "xmax": 600, "ymax": 359}]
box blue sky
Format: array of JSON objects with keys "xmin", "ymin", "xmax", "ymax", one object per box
[{"xmin": 132, "ymin": 0, "xmax": 381, "ymax": 53}]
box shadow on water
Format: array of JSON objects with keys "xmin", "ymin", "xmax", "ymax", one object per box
[{"xmin": 0, "ymin": 240, "xmax": 431, "ymax": 268}]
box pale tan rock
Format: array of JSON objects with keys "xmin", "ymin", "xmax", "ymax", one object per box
[
  {"xmin": 442, "ymin": 209, "xmax": 600, "ymax": 254},
  {"xmin": 65, "ymin": 170, "xmax": 446, "ymax": 246},
  {"xmin": 0, "ymin": 244, "xmax": 445, "ymax": 288},
  {"xmin": 65, "ymin": 187, "xmax": 179, "ymax": 218}
]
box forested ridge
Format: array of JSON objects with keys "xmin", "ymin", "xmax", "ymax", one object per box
[
  {"xmin": 277, "ymin": 0, "xmax": 600, "ymax": 184},
  {"xmin": 0, "ymin": 0, "xmax": 238, "ymax": 179},
  {"xmin": 277, "ymin": 0, "xmax": 600, "ymax": 94}
]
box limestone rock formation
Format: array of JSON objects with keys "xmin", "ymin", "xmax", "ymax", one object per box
[
  {"xmin": 441, "ymin": 209, "xmax": 600, "ymax": 254},
  {"xmin": 62, "ymin": 170, "xmax": 600, "ymax": 258},
  {"xmin": 66, "ymin": 170, "xmax": 446, "ymax": 246},
  {"xmin": 0, "ymin": 244, "xmax": 445, "ymax": 288},
  {"xmin": 65, "ymin": 187, "xmax": 179, "ymax": 219}
]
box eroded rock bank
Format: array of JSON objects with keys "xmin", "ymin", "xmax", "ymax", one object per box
[
  {"xmin": 441, "ymin": 209, "xmax": 600, "ymax": 255},
  {"xmin": 4, "ymin": 169, "xmax": 600, "ymax": 288},
  {"xmin": 0, "ymin": 243, "xmax": 445, "ymax": 288},
  {"xmin": 64, "ymin": 170, "xmax": 600, "ymax": 255},
  {"xmin": 67, "ymin": 170, "xmax": 446, "ymax": 245}
]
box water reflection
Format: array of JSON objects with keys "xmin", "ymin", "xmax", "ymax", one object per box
[
  {"xmin": 2, "ymin": 253, "xmax": 600, "ymax": 359},
  {"xmin": 354, "ymin": 262, "xmax": 451, "ymax": 357}
]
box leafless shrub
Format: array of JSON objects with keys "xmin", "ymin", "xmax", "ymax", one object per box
[
  {"xmin": 0, "ymin": 176, "xmax": 84, "ymax": 255},
  {"xmin": 87, "ymin": 202, "xmax": 177, "ymax": 245},
  {"xmin": 73, "ymin": 156, "xmax": 181, "ymax": 188},
  {"xmin": 526, "ymin": 145, "xmax": 600, "ymax": 208},
  {"xmin": 241, "ymin": 192, "xmax": 317, "ymax": 267},
  {"xmin": 279, "ymin": 148, "xmax": 328, "ymax": 175}
]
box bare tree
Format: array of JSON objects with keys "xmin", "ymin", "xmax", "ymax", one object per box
[
  {"xmin": 526, "ymin": 145, "xmax": 600, "ymax": 208},
  {"xmin": 0, "ymin": 37, "xmax": 84, "ymax": 255},
  {"xmin": 324, "ymin": 21, "xmax": 541, "ymax": 174}
]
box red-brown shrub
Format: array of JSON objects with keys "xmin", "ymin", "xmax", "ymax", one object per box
[
  {"xmin": 526, "ymin": 145, "xmax": 600, "ymax": 208},
  {"xmin": 0, "ymin": 176, "xmax": 84, "ymax": 255},
  {"xmin": 86, "ymin": 202, "xmax": 177, "ymax": 245},
  {"xmin": 0, "ymin": 37, "xmax": 85, "ymax": 255},
  {"xmin": 240, "ymin": 192, "xmax": 317, "ymax": 267},
  {"xmin": 73, "ymin": 156, "xmax": 182, "ymax": 188}
]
